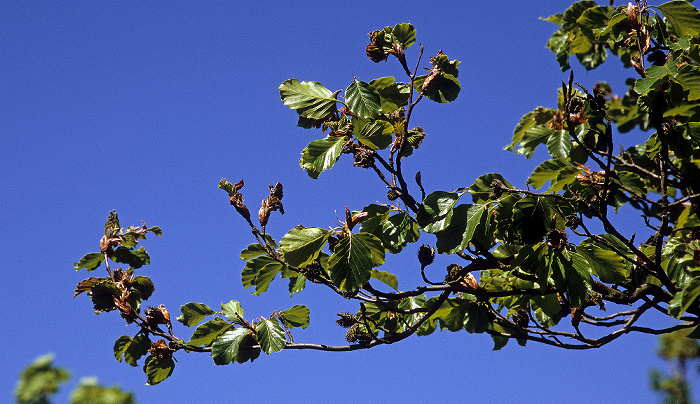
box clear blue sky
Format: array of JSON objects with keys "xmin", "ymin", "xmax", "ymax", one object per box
[{"xmin": 1, "ymin": 1, "xmax": 691, "ymax": 402}]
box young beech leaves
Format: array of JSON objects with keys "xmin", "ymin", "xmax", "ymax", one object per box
[{"xmin": 329, "ymin": 232, "xmax": 385, "ymax": 291}]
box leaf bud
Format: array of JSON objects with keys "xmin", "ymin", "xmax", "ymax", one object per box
[
  {"xmin": 417, "ymin": 244, "xmax": 435, "ymax": 267},
  {"xmin": 259, "ymin": 199, "xmax": 270, "ymax": 227}
]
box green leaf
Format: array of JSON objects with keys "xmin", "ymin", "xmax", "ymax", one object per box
[
  {"xmin": 469, "ymin": 173, "xmax": 515, "ymax": 202},
  {"xmin": 371, "ymin": 269, "xmax": 398, "ymax": 290},
  {"xmin": 669, "ymin": 273, "xmax": 700, "ymax": 318},
  {"xmin": 74, "ymin": 252, "xmax": 105, "ymax": 272},
  {"xmin": 329, "ymin": 232, "xmax": 385, "ymax": 291},
  {"xmin": 657, "ymin": 1, "xmax": 700, "ymax": 37},
  {"xmin": 279, "ymin": 79, "xmax": 338, "ymax": 119},
  {"xmin": 615, "ymin": 171, "xmax": 647, "ymax": 195},
  {"xmin": 112, "ymin": 245, "xmax": 149, "ymax": 269},
  {"xmin": 279, "ymin": 305, "xmax": 310, "ymax": 329},
  {"xmin": 392, "ymin": 23, "xmax": 416, "ymax": 49},
  {"xmin": 123, "ymin": 335, "xmax": 151, "ymax": 367},
  {"xmin": 131, "ymin": 275, "xmax": 154, "ymax": 301},
  {"xmin": 381, "ymin": 211, "xmax": 420, "ymax": 253},
  {"xmin": 288, "ymin": 275, "xmax": 306, "ymax": 297},
  {"xmin": 300, "ymin": 136, "xmax": 345, "ymax": 179},
  {"xmin": 74, "ymin": 276, "xmax": 109, "ymax": 298},
  {"xmin": 563, "ymin": 1, "xmax": 599, "ymax": 25},
  {"xmin": 280, "ymin": 227, "xmax": 330, "ymax": 267},
  {"xmin": 353, "ymin": 118, "xmax": 394, "ymax": 150},
  {"xmin": 239, "ymin": 243, "xmax": 268, "ymax": 260},
  {"xmin": 212, "ymin": 328, "xmax": 255, "ymax": 365},
  {"xmin": 676, "ymin": 65, "xmax": 700, "ymax": 101},
  {"xmin": 577, "ymin": 241, "xmax": 628, "ymax": 284},
  {"xmin": 358, "ymin": 203, "xmax": 393, "ymax": 234},
  {"xmin": 90, "ymin": 281, "xmax": 120, "ymax": 314},
  {"xmin": 550, "ymin": 165, "xmax": 582, "ymax": 192},
  {"xmin": 370, "ymin": 77, "xmax": 410, "ymax": 112},
  {"xmin": 577, "ymin": 6, "xmax": 614, "ymax": 41},
  {"xmin": 414, "ymin": 72, "xmax": 461, "ymax": 103},
  {"xmin": 528, "ymin": 158, "xmax": 569, "ymax": 189},
  {"xmin": 546, "ymin": 130, "xmax": 571, "ymax": 159},
  {"xmin": 506, "ymin": 107, "xmax": 556, "ymax": 154},
  {"xmin": 345, "ymin": 79, "xmax": 382, "ymax": 119},
  {"xmin": 221, "ymin": 300, "xmax": 246, "ymax": 325},
  {"xmin": 465, "ymin": 302, "xmax": 490, "ymax": 334},
  {"xmin": 435, "ymin": 203, "xmax": 491, "ymax": 254},
  {"xmin": 114, "ymin": 336, "xmax": 132, "ymax": 363},
  {"xmin": 188, "ymin": 318, "xmax": 233, "ymax": 346},
  {"xmin": 114, "ymin": 336, "xmax": 151, "ymax": 367},
  {"xmin": 143, "ymin": 354, "xmax": 175, "ymax": 386},
  {"xmin": 241, "ymin": 255, "xmax": 284, "ymax": 295},
  {"xmin": 256, "ymin": 317, "xmax": 286, "ymax": 354},
  {"xmin": 490, "ymin": 323, "xmax": 510, "ymax": 350},
  {"xmin": 15, "ymin": 354, "xmax": 70, "ymax": 403},
  {"xmin": 176, "ymin": 302, "xmax": 216, "ymax": 327},
  {"xmin": 416, "ymin": 191, "xmax": 461, "ymax": 233}
]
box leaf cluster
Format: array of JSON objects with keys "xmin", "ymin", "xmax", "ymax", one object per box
[{"xmin": 74, "ymin": 2, "xmax": 700, "ymax": 385}]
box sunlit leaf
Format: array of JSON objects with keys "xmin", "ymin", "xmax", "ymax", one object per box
[
  {"xmin": 112, "ymin": 246, "xmax": 149, "ymax": 269},
  {"xmin": 221, "ymin": 300, "xmax": 246, "ymax": 325},
  {"xmin": 280, "ymin": 227, "xmax": 330, "ymax": 267},
  {"xmin": 74, "ymin": 252, "xmax": 105, "ymax": 272},
  {"xmin": 392, "ymin": 23, "xmax": 416, "ymax": 49},
  {"xmin": 256, "ymin": 317, "xmax": 286, "ymax": 354},
  {"xmin": 279, "ymin": 79, "xmax": 338, "ymax": 119},
  {"xmin": 131, "ymin": 276, "xmax": 154, "ymax": 301},
  {"xmin": 239, "ymin": 243, "xmax": 268, "ymax": 260},
  {"xmin": 176, "ymin": 302, "xmax": 216, "ymax": 327},
  {"xmin": 279, "ymin": 305, "xmax": 310, "ymax": 329},
  {"xmin": 189, "ymin": 318, "xmax": 233, "ymax": 346},
  {"xmin": 371, "ymin": 269, "xmax": 398, "ymax": 290},
  {"xmin": 241, "ymin": 256, "xmax": 284, "ymax": 295},
  {"xmin": 657, "ymin": 1, "xmax": 700, "ymax": 37},
  {"xmin": 381, "ymin": 211, "xmax": 419, "ymax": 253},
  {"xmin": 528, "ymin": 159, "xmax": 569, "ymax": 189},
  {"xmin": 74, "ymin": 276, "xmax": 109, "ymax": 297},
  {"xmin": 469, "ymin": 173, "xmax": 514, "ymax": 202},
  {"xmin": 329, "ymin": 232, "xmax": 385, "ymax": 291},
  {"xmin": 122, "ymin": 335, "xmax": 151, "ymax": 367},
  {"xmin": 353, "ymin": 118, "xmax": 394, "ymax": 150},
  {"xmin": 300, "ymin": 136, "xmax": 345, "ymax": 179},
  {"xmin": 577, "ymin": 241, "xmax": 628, "ymax": 284},
  {"xmin": 546, "ymin": 130, "xmax": 571, "ymax": 159},
  {"xmin": 143, "ymin": 355, "xmax": 175, "ymax": 385},
  {"xmin": 345, "ymin": 79, "xmax": 382, "ymax": 119},
  {"xmin": 370, "ymin": 77, "xmax": 410, "ymax": 112},
  {"xmin": 416, "ymin": 191, "xmax": 461, "ymax": 233},
  {"xmin": 212, "ymin": 328, "xmax": 254, "ymax": 365}
]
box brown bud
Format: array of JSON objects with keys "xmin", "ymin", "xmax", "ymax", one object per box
[
  {"xmin": 149, "ymin": 339, "xmax": 173, "ymax": 359},
  {"xmin": 145, "ymin": 304, "xmax": 171, "ymax": 328},
  {"xmin": 336, "ymin": 312, "xmax": 357, "ymax": 328},
  {"xmin": 259, "ymin": 199, "xmax": 270, "ymax": 227},
  {"xmin": 387, "ymin": 189, "xmax": 400, "ymax": 201}
]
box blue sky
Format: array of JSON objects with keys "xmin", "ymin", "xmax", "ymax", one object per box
[{"xmin": 1, "ymin": 1, "xmax": 692, "ymax": 402}]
